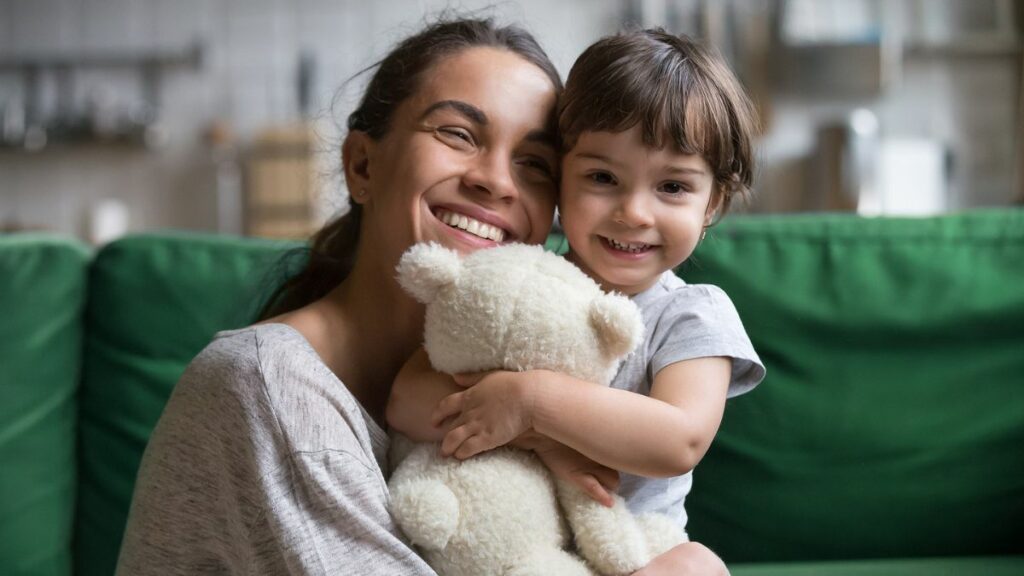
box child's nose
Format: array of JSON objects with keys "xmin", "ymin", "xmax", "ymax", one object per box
[{"xmin": 615, "ymin": 191, "xmax": 655, "ymax": 228}]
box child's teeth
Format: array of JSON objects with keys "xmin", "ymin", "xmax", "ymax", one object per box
[
  {"xmin": 608, "ymin": 238, "xmax": 650, "ymax": 253},
  {"xmin": 437, "ymin": 209, "xmax": 506, "ymax": 242}
]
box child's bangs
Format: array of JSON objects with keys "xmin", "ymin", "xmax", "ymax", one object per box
[
  {"xmin": 638, "ymin": 76, "xmax": 733, "ymax": 170},
  {"xmin": 561, "ymin": 61, "xmax": 734, "ymax": 177}
]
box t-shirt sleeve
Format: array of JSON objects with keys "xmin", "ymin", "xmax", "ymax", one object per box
[{"xmin": 648, "ymin": 284, "xmax": 765, "ymax": 398}]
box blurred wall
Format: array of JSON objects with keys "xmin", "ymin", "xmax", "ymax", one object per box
[
  {"xmin": 0, "ymin": 0, "xmax": 622, "ymax": 240},
  {"xmin": 1, "ymin": 0, "xmax": 1021, "ymax": 242}
]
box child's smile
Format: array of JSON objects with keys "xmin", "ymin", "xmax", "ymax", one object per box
[{"xmin": 601, "ymin": 236, "xmax": 657, "ymax": 257}]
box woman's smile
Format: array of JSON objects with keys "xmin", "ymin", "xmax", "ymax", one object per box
[{"xmin": 433, "ymin": 206, "xmax": 511, "ymax": 243}]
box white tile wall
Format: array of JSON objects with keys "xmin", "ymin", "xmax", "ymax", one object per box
[
  {"xmin": 0, "ymin": 0, "xmax": 1018, "ymax": 240},
  {"xmin": 0, "ymin": 0, "xmax": 620, "ymax": 240}
]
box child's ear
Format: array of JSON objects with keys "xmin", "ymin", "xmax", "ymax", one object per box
[
  {"xmin": 704, "ymin": 189, "xmax": 725, "ymax": 226},
  {"xmin": 396, "ymin": 243, "xmax": 462, "ymax": 304},
  {"xmin": 342, "ymin": 130, "xmax": 374, "ymax": 204}
]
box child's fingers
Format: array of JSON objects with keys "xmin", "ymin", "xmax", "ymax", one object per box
[
  {"xmin": 578, "ymin": 475, "xmax": 614, "ymax": 508},
  {"xmin": 594, "ymin": 468, "xmax": 621, "ymax": 492},
  {"xmin": 440, "ymin": 424, "xmax": 471, "ymax": 457},
  {"xmin": 431, "ymin": 391, "xmax": 465, "ymax": 427},
  {"xmin": 453, "ymin": 435, "xmax": 489, "ymax": 460}
]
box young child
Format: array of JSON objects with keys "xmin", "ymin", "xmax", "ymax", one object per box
[{"xmin": 387, "ymin": 28, "xmax": 765, "ymax": 547}]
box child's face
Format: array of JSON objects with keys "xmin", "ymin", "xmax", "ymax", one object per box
[{"xmin": 559, "ymin": 126, "xmax": 719, "ymax": 295}]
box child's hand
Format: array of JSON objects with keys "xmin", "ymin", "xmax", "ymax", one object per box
[
  {"xmin": 432, "ymin": 371, "xmax": 535, "ymax": 459},
  {"xmin": 533, "ymin": 439, "xmax": 619, "ymax": 508}
]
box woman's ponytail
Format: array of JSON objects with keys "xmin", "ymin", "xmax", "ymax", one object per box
[{"xmin": 258, "ymin": 205, "xmax": 361, "ymax": 319}]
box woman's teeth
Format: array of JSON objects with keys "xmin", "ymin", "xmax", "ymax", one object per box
[
  {"xmin": 437, "ymin": 209, "xmax": 506, "ymax": 242},
  {"xmin": 607, "ymin": 238, "xmax": 652, "ymax": 253}
]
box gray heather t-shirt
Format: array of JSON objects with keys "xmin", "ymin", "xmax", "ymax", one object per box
[
  {"xmin": 612, "ymin": 271, "xmax": 765, "ymax": 532},
  {"xmin": 116, "ymin": 323, "xmax": 436, "ymax": 576}
]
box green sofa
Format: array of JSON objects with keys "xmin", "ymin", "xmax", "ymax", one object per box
[{"xmin": 2, "ymin": 210, "xmax": 1022, "ymax": 576}]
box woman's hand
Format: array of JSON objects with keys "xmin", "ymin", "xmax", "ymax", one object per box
[
  {"xmin": 532, "ymin": 438, "xmax": 619, "ymax": 508},
  {"xmin": 631, "ymin": 542, "xmax": 730, "ymax": 576},
  {"xmin": 432, "ymin": 370, "xmax": 536, "ymax": 459}
]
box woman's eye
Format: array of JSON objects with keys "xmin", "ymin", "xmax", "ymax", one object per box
[
  {"xmin": 520, "ymin": 157, "xmax": 555, "ymax": 178},
  {"xmin": 437, "ymin": 127, "xmax": 474, "ymax": 146},
  {"xmin": 588, "ymin": 171, "xmax": 616, "ymax": 185}
]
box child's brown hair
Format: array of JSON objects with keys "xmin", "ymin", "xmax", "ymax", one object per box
[{"xmin": 558, "ymin": 29, "xmax": 758, "ymax": 218}]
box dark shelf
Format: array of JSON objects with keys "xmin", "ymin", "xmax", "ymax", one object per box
[
  {"xmin": 0, "ymin": 42, "xmax": 203, "ymax": 72},
  {"xmin": 0, "ymin": 42, "xmax": 203, "ymax": 152}
]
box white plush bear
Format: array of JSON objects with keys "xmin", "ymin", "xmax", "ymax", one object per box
[{"xmin": 388, "ymin": 242, "xmax": 686, "ymax": 576}]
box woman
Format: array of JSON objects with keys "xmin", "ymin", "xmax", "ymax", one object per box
[{"xmin": 116, "ymin": 17, "xmax": 727, "ymax": 575}]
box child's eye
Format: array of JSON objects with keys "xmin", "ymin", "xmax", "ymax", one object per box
[
  {"xmin": 588, "ymin": 171, "xmax": 617, "ymax": 185},
  {"xmin": 660, "ymin": 181, "xmax": 689, "ymax": 195}
]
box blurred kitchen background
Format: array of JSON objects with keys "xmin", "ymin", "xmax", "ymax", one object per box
[{"xmin": 1, "ymin": 0, "xmax": 1022, "ymax": 244}]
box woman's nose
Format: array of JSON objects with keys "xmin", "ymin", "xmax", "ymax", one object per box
[
  {"xmin": 462, "ymin": 149, "xmax": 518, "ymax": 202},
  {"xmin": 615, "ymin": 190, "xmax": 655, "ymax": 228}
]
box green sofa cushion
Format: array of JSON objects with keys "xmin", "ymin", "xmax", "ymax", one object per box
[
  {"xmin": 0, "ymin": 234, "xmax": 90, "ymax": 576},
  {"xmin": 74, "ymin": 232, "xmax": 298, "ymax": 576},
  {"xmin": 680, "ymin": 209, "xmax": 1024, "ymax": 563},
  {"xmin": 731, "ymin": 555, "xmax": 1024, "ymax": 576}
]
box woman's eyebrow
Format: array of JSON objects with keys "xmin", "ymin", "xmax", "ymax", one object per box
[
  {"xmin": 420, "ymin": 100, "xmax": 488, "ymax": 125},
  {"xmin": 525, "ymin": 129, "xmax": 557, "ymax": 150}
]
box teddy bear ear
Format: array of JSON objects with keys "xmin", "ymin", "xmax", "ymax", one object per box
[
  {"xmin": 589, "ymin": 293, "xmax": 645, "ymax": 361},
  {"xmin": 395, "ymin": 242, "xmax": 462, "ymax": 304}
]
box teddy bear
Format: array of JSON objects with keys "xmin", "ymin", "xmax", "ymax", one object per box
[{"xmin": 388, "ymin": 242, "xmax": 687, "ymax": 576}]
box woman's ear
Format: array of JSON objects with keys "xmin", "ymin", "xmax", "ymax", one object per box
[{"xmin": 343, "ymin": 131, "xmax": 374, "ymax": 204}]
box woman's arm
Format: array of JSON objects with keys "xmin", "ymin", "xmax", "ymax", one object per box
[
  {"xmin": 385, "ymin": 347, "xmax": 461, "ymax": 442},
  {"xmin": 434, "ymin": 356, "xmax": 731, "ymax": 478}
]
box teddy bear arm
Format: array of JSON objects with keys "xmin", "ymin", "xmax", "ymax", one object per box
[
  {"xmin": 389, "ymin": 476, "xmax": 461, "ymax": 551},
  {"xmin": 555, "ymin": 480, "xmax": 656, "ymax": 576},
  {"xmin": 388, "ymin": 444, "xmax": 462, "ymax": 551}
]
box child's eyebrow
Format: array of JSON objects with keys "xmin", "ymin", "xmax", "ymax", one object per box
[
  {"xmin": 573, "ymin": 152, "xmax": 619, "ymax": 165},
  {"xmin": 420, "ymin": 100, "xmax": 488, "ymax": 125},
  {"xmin": 575, "ymin": 151, "xmax": 708, "ymax": 176},
  {"xmin": 665, "ymin": 166, "xmax": 707, "ymax": 176}
]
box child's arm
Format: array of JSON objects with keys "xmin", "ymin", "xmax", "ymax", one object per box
[
  {"xmin": 434, "ymin": 356, "xmax": 731, "ymax": 478},
  {"xmin": 387, "ymin": 349, "xmax": 619, "ymax": 505},
  {"xmin": 385, "ymin": 347, "xmax": 461, "ymax": 442}
]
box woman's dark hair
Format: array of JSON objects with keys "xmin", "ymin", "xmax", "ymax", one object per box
[
  {"xmin": 558, "ymin": 28, "xmax": 758, "ymax": 218},
  {"xmin": 259, "ymin": 18, "xmax": 561, "ymax": 319}
]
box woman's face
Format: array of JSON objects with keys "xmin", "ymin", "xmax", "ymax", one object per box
[{"xmin": 354, "ymin": 46, "xmax": 559, "ymax": 265}]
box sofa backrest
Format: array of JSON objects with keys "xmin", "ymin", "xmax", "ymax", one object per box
[
  {"xmin": 22, "ymin": 209, "xmax": 1020, "ymax": 574},
  {"xmin": 74, "ymin": 232, "xmax": 297, "ymax": 576},
  {"xmin": 680, "ymin": 209, "xmax": 1024, "ymax": 563},
  {"xmin": 0, "ymin": 234, "xmax": 90, "ymax": 576}
]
